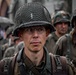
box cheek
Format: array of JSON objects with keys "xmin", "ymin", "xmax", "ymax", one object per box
[
  {"xmin": 22, "ymin": 34, "xmax": 29, "ymax": 41},
  {"xmin": 42, "ymin": 33, "xmax": 47, "ymax": 43},
  {"xmin": 55, "ymin": 26, "xmax": 60, "ymax": 31},
  {"xmin": 55, "ymin": 25, "xmax": 60, "ymax": 29},
  {"xmin": 21, "ymin": 35, "xmax": 30, "ymax": 46},
  {"xmin": 66, "ymin": 25, "xmax": 69, "ymax": 29},
  {"xmin": 20, "ymin": 33, "xmax": 27, "ymax": 41}
]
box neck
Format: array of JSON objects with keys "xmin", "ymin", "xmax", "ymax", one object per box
[
  {"xmin": 55, "ymin": 31, "xmax": 63, "ymax": 38},
  {"xmin": 24, "ymin": 48, "xmax": 44, "ymax": 66}
]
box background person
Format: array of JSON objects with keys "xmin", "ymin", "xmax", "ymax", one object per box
[
  {"xmin": 54, "ymin": 9, "xmax": 76, "ymax": 68},
  {"xmin": 45, "ymin": 11, "xmax": 71, "ymax": 53}
]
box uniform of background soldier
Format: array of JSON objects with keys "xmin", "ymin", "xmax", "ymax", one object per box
[
  {"xmin": 0, "ymin": 17, "xmax": 14, "ymax": 60},
  {"xmin": 45, "ymin": 10, "xmax": 71, "ymax": 53},
  {"xmin": 54, "ymin": 9, "xmax": 76, "ymax": 68}
]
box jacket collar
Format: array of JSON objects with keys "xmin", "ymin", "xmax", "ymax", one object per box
[
  {"xmin": 44, "ymin": 47, "xmax": 52, "ymax": 73},
  {"xmin": 17, "ymin": 47, "xmax": 52, "ymax": 73}
]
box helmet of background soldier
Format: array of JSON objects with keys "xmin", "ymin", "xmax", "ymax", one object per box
[
  {"xmin": 6, "ymin": 26, "xmax": 14, "ymax": 38},
  {"xmin": 0, "ymin": 17, "xmax": 14, "ymax": 30},
  {"xmin": 13, "ymin": 36, "xmax": 20, "ymax": 42},
  {"xmin": 71, "ymin": 9, "xmax": 76, "ymax": 28},
  {"xmin": 53, "ymin": 11, "xmax": 71, "ymax": 27},
  {"xmin": 12, "ymin": 2, "xmax": 55, "ymax": 36}
]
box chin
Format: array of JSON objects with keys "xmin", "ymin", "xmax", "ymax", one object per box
[
  {"xmin": 33, "ymin": 48, "xmax": 40, "ymax": 51},
  {"xmin": 30, "ymin": 49, "xmax": 40, "ymax": 53},
  {"xmin": 31, "ymin": 47, "xmax": 41, "ymax": 52}
]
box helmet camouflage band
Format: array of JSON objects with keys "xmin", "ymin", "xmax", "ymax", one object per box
[
  {"xmin": 12, "ymin": 2, "xmax": 54, "ymax": 36},
  {"xmin": 53, "ymin": 11, "xmax": 70, "ymax": 26}
]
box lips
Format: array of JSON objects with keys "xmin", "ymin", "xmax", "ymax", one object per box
[{"xmin": 30, "ymin": 42, "xmax": 41, "ymax": 45}]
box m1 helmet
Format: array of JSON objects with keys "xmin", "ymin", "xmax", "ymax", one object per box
[
  {"xmin": 53, "ymin": 11, "xmax": 70, "ymax": 26},
  {"xmin": 71, "ymin": 9, "xmax": 76, "ymax": 28},
  {"xmin": 12, "ymin": 2, "xmax": 54, "ymax": 36}
]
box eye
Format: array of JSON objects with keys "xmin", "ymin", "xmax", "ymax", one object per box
[
  {"xmin": 29, "ymin": 28, "xmax": 33, "ymax": 32},
  {"xmin": 24, "ymin": 27, "xmax": 33, "ymax": 32},
  {"xmin": 37, "ymin": 27, "xmax": 45, "ymax": 31}
]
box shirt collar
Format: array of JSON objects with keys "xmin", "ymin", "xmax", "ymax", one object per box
[{"xmin": 21, "ymin": 47, "xmax": 52, "ymax": 73}]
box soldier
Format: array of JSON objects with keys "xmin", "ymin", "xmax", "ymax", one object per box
[
  {"xmin": 0, "ymin": 2, "xmax": 75, "ymax": 75},
  {"xmin": 45, "ymin": 11, "xmax": 71, "ymax": 53},
  {"xmin": 54, "ymin": 9, "xmax": 76, "ymax": 68},
  {"xmin": 3, "ymin": 36, "xmax": 21, "ymax": 58},
  {"xmin": 0, "ymin": 17, "xmax": 14, "ymax": 60},
  {"xmin": 1, "ymin": 26, "xmax": 15, "ymax": 57},
  {"xmin": 0, "ymin": 16, "xmax": 14, "ymax": 45}
]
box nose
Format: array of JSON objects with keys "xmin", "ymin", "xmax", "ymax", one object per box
[
  {"xmin": 32, "ymin": 30, "xmax": 39, "ymax": 38},
  {"xmin": 62, "ymin": 23, "xmax": 67, "ymax": 27}
]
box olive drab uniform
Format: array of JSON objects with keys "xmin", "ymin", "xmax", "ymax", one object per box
[
  {"xmin": 3, "ymin": 36, "xmax": 22, "ymax": 58},
  {"xmin": 54, "ymin": 33, "xmax": 76, "ymax": 67},
  {"xmin": 3, "ymin": 46, "xmax": 16, "ymax": 58},
  {"xmin": 45, "ymin": 11, "xmax": 71, "ymax": 53},
  {"xmin": 45, "ymin": 32, "xmax": 59, "ymax": 53},
  {"xmin": 0, "ymin": 48, "xmax": 75, "ymax": 75},
  {"xmin": 54, "ymin": 9, "xmax": 76, "ymax": 73}
]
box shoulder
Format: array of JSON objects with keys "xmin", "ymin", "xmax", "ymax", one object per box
[
  {"xmin": 0, "ymin": 55, "xmax": 17, "ymax": 75},
  {"xmin": 56, "ymin": 34, "xmax": 68, "ymax": 45},
  {"xmin": 48, "ymin": 33, "xmax": 53, "ymax": 39},
  {"xmin": 47, "ymin": 32, "xmax": 56, "ymax": 40},
  {"xmin": 3, "ymin": 46, "xmax": 16, "ymax": 58},
  {"xmin": 5, "ymin": 46, "xmax": 15, "ymax": 52},
  {"xmin": 49, "ymin": 53, "xmax": 67, "ymax": 63},
  {"xmin": 0, "ymin": 57, "xmax": 14, "ymax": 66},
  {"xmin": 0, "ymin": 57, "xmax": 13, "ymax": 72},
  {"xmin": 49, "ymin": 53, "xmax": 69, "ymax": 68},
  {"xmin": 49, "ymin": 53, "xmax": 74, "ymax": 74}
]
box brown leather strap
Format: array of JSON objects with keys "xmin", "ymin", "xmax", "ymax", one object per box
[
  {"xmin": 49, "ymin": 53, "xmax": 56, "ymax": 72},
  {"xmin": 11, "ymin": 54, "xmax": 17, "ymax": 75},
  {"xmin": 49, "ymin": 53, "xmax": 68, "ymax": 72}
]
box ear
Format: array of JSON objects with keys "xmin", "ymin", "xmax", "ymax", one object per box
[
  {"xmin": 18, "ymin": 31, "xmax": 24, "ymax": 41},
  {"xmin": 19, "ymin": 36, "xmax": 23, "ymax": 41}
]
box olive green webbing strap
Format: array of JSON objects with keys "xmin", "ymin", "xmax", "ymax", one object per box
[{"xmin": 65, "ymin": 34, "xmax": 72, "ymax": 61}]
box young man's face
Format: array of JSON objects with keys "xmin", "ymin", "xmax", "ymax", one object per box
[
  {"xmin": 20, "ymin": 26, "xmax": 49, "ymax": 52},
  {"xmin": 55, "ymin": 22, "xmax": 69, "ymax": 35}
]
